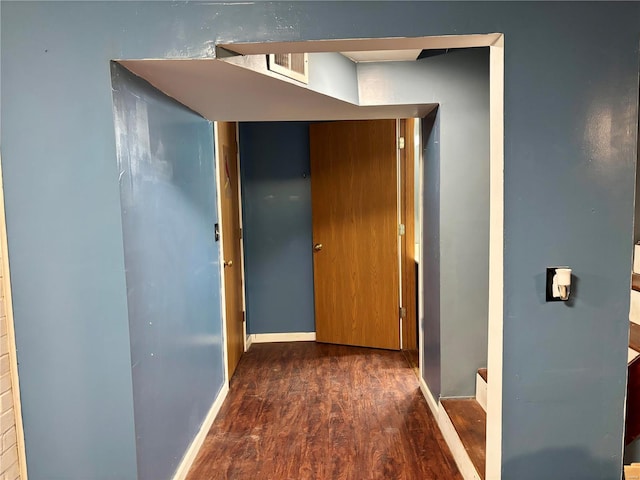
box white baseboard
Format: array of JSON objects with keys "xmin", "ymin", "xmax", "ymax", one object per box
[
  {"xmin": 245, "ymin": 334, "xmax": 253, "ymax": 351},
  {"xmin": 172, "ymin": 383, "xmax": 230, "ymax": 480},
  {"xmin": 438, "ymin": 405, "xmax": 482, "ymax": 480},
  {"xmin": 418, "ymin": 376, "xmax": 439, "ymax": 418},
  {"xmin": 249, "ymin": 332, "xmax": 316, "ymax": 343},
  {"xmin": 476, "ymin": 373, "xmax": 488, "ymax": 413}
]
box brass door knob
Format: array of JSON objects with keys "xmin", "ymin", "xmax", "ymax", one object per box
[
  {"xmin": 224, "ymin": 260, "xmax": 233, "ymax": 267},
  {"xmin": 313, "ymin": 243, "xmax": 323, "ymax": 252}
]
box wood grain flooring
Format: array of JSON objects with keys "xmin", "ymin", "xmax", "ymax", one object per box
[
  {"xmin": 403, "ymin": 349, "xmax": 419, "ymax": 375},
  {"xmin": 187, "ymin": 342, "xmax": 462, "ymax": 480}
]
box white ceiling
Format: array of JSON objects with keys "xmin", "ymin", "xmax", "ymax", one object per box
[{"xmin": 120, "ymin": 58, "xmax": 436, "ymax": 122}]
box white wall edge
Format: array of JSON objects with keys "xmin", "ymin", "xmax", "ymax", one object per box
[
  {"xmin": 172, "ymin": 383, "xmax": 230, "ymax": 480},
  {"xmin": 486, "ymin": 34, "xmax": 504, "ymax": 480},
  {"xmin": 438, "ymin": 405, "xmax": 482, "ymax": 480},
  {"xmin": 250, "ymin": 332, "xmax": 316, "ymax": 343}
]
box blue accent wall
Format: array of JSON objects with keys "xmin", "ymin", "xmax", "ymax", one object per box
[
  {"xmin": 422, "ymin": 109, "xmax": 441, "ymax": 398},
  {"xmin": 239, "ymin": 122, "xmax": 315, "ymax": 335},
  {"xmin": 1, "ymin": 2, "xmax": 639, "ymax": 478},
  {"xmin": 111, "ymin": 64, "xmax": 224, "ymax": 480}
]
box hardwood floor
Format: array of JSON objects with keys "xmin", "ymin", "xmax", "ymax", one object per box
[
  {"xmin": 187, "ymin": 342, "xmax": 462, "ymax": 480},
  {"xmin": 402, "ymin": 349, "xmax": 419, "ymax": 379}
]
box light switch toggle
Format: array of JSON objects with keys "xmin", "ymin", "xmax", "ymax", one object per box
[{"xmin": 546, "ymin": 267, "xmax": 572, "ymax": 302}]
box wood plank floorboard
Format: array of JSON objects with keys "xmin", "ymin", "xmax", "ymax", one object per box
[
  {"xmin": 187, "ymin": 342, "xmax": 462, "ymax": 480},
  {"xmin": 402, "ymin": 349, "xmax": 419, "ymax": 377}
]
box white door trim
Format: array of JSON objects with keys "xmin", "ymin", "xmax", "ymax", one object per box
[
  {"xmin": 233, "ymin": 123, "xmax": 249, "ymax": 352},
  {"xmin": 213, "ymin": 122, "xmax": 231, "ymax": 386},
  {"xmin": 485, "ymin": 35, "xmax": 505, "ymax": 480}
]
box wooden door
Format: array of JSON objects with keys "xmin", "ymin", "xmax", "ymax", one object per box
[
  {"xmin": 310, "ymin": 119, "xmax": 400, "ymax": 350},
  {"xmin": 217, "ymin": 122, "xmax": 244, "ymax": 378}
]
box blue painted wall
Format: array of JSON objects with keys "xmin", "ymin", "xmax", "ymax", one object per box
[
  {"xmin": 1, "ymin": 4, "xmax": 142, "ymax": 479},
  {"xmin": 111, "ymin": 64, "xmax": 224, "ymax": 480},
  {"xmin": 1, "ymin": 2, "xmax": 639, "ymax": 478},
  {"xmin": 307, "ymin": 53, "xmax": 359, "ymax": 104},
  {"xmin": 357, "ymin": 50, "xmax": 491, "ymax": 397},
  {"xmin": 422, "ymin": 109, "xmax": 442, "ymax": 398},
  {"xmin": 239, "ymin": 122, "xmax": 315, "ymax": 335}
]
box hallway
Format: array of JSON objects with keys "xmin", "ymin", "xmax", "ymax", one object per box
[{"xmin": 187, "ymin": 342, "xmax": 462, "ymax": 479}]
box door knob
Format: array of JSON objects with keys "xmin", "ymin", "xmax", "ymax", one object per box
[
  {"xmin": 313, "ymin": 243, "xmax": 323, "ymax": 252},
  {"xmin": 224, "ymin": 260, "xmax": 233, "ymax": 267}
]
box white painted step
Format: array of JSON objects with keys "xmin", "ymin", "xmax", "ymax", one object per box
[
  {"xmin": 475, "ymin": 370, "xmax": 487, "ymax": 413},
  {"xmin": 630, "ymin": 290, "xmax": 640, "ymax": 326}
]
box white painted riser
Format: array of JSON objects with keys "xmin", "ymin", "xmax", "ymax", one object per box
[
  {"xmin": 630, "ymin": 290, "xmax": 640, "ymax": 326},
  {"xmin": 476, "ymin": 373, "xmax": 487, "ymax": 413}
]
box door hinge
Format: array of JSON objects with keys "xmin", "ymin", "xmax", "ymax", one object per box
[
  {"xmin": 239, "ymin": 227, "xmax": 243, "ymax": 239},
  {"xmin": 399, "ymin": 223, "xmax": 405, "ymax": 236},
  {"xmin": 242, "ymin": 311, "xmax": 246, "ymax": 323},
  {"xmin": 398, "ymin": 137, "xmax": 405, "ymax": 149},
  {"xmin": 399, "ymin": 307, "xmax": 407, "ymax": 319}
]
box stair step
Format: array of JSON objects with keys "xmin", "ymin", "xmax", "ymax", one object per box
[
  {"xmin": 633, "ymin": 273, "xmax": 640, "ymax": 292},
  {"xmin": 477, "ymin": 368, "xmax": 487, "ymax": 383},
  {"xmin": 441, "ymin": 398, "xmax": 486, "ymax": 480},
  {"xmin": 625, "ymin": 463, "xmax": 640, "ymax": 478}
]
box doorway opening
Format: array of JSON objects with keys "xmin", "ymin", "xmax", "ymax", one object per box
[
  {"xmin": 237, "ymin": 118, "xmax": 415, "ymax": 353},
  {"xmin": 115, "ymin": 32, "xmax": 504, "ymax": 480}
]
